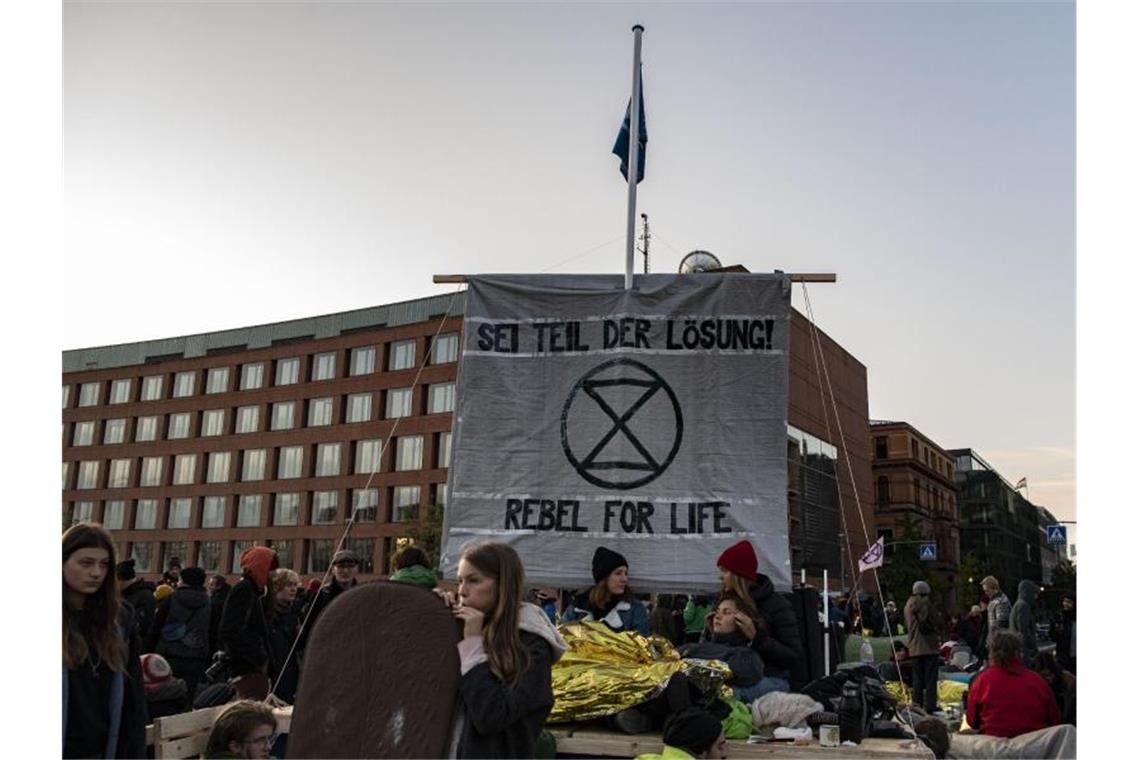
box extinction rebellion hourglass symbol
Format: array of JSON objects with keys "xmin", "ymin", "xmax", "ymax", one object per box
[{"xmin": 560, "ymin": 358, "xmax": 683, "ymax": 490}]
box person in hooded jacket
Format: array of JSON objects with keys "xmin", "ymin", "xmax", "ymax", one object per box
[
  {"xmin": 561, "ymin": 546, "xmax": 650, "ymax": 635},
  {"xmin": 388, "ymin": 545, "xmax": 439, "ymax": 590},
  {"xmin": 116, "ymin": 558, "xmax": 156, "ymax": 648},
  {"xmin": 714, "ymin": 540, "xmax": 803, "ymax": 696},
  {"xmin": 147, "ymin": 565, "xmax": 212, "ymax": 701},
  {"xmin": 437, "ymin": 540, "xmax": 568, "ymax": 758},
  {"xmin": 1009, "ymin": 579, "xmax": 1040, "ymax": 667},
  {"xmin": 219, "ymin": 546, "xmax": 278, "ymax": 677},
  {"xmin": 264, "ymin": 568, "xmax": 303, "ymax": 704},
  {"xmin": 207, "ymin": 573, "xmax": 230, "ymax": 656},
  {"xmin": 904, "ymin": 580, "xmax": 943, "ymax": 713}
]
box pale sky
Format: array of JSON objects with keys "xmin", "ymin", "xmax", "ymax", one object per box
[{"xmin": 63, "ymin": 1, "xmax": 1076, "ymax": 538}]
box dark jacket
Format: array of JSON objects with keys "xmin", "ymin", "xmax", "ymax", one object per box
[
  {"xmin": 265, "ymin": 598, "xmax": 303, "ymax": 703},
  {"xmin": 743, "ymin": 574, "xmax": 802, "ymax": 681},
  {"xmin": 208, "ymin": 582, "xmax": 230, "ymax": 655},
  {"xmin": 1010, "ymin": 580, "xmax": 1039, "ymax": 659},
  {"xmin": 1051, "ymin": 607, "xmax": 1076, "ymax": 670},
  {"xmin": 298, "ymin": 578, "xmax": 357, "ymax": 651},
  {"xmin": 218, "ymin": 576, "xmax": 270, "ymax": 676},
  {"xmin": 121, "ymin": 579, "xmax": 156, "ymax": 646},
  {"xmin": 148, "ymin": 585, "xmax": 212, "ymax": 664},
  {"xmin": 63, "ymin": 605, "xmax": 148, "ymax": 759},
  {"xmin": 562, "ymin": 593, "xmax": 650, "ymax": 636},
  {"xmin": 681, "ymin": 630, "xmax": 764, "ymax": 686}
]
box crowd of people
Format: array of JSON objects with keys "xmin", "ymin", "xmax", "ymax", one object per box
[{"xmin": 63, "ymin": 521, "xmax": 1077, "ymax": 759}]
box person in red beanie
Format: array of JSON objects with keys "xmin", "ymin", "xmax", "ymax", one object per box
[
  {"xmin": 219, "ymin": 546, "xmax": 278, "ymax": 681},
  {"xmin": 714, "ymin": 539, "xmax": 802, "ymax": 695}
]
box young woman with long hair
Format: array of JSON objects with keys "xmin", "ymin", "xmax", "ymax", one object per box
[
  {"xmin": 62, "ymin": 523, "xmax": 146, "ymax": 758},
  {"xmin": 561, "ymin": 546, "xmax": 649, "ymax": 635},
  {"xmin": 438, "ymin": 541, "xmax": 567, "ymax": 758}
]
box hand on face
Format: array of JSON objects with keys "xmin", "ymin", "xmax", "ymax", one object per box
[{"xmin": 453, "ymin": 603, "xmax": 487, "ymax": 638}]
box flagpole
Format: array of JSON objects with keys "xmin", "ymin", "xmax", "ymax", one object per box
[{"xmin": 624, "ymin": 25, "xmax": 644, "ymax": 291}]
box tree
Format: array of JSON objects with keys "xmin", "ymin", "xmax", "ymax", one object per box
[
  {"xmin": 1051, "ymin": 558, "xmax": 1076, "ymax": 593},
  {"xmin": 404, "ymin": 501, "xmax": 446, "ymax": 571},
  {"xmin": 956, "ymin": 552, "xmax": 986, "ymax": 614},
  {"xmin": 878, "ymin": 513, "xmax": 949, "ymax": 612}
]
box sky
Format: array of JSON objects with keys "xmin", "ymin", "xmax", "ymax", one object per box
[{"xmin": 63, "ymin": 1, "xmax": 1076, "ymax": 538}]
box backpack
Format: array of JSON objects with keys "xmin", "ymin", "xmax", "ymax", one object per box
[{"xmin": 158, "ymin": 594, "xmax": 210, "ymax": 660}]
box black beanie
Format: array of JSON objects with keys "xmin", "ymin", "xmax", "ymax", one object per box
[
  {"xmin": 591, "ymin": 546, "xmax": 629, "ymax": 584},
  {"xmin": 662, "ymin": 708, "xmax": 723, "ymax": 756},
  {"xmin": 179, "ymin": 566, "xmax": 206, "ymax": 588},
  {"xmin": 116, "ymin": 558, "xmax": 137, "ymax": 581}
]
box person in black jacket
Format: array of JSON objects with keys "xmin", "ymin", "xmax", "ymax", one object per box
[
  {"xmin": 147, "ymin": 565, "xmax": 212, "ymax": 701},
  {"xmin": 116, "ymin": 558, "xmax": 156, "ymax": 647},
  {"xmin": 219, "ymin": 546, "xmax": 278, "ymax": 677},
  {"xmin": 714, "ymin": 540, "xmax": 803, "ymax": 696},
  {"xmin": 63, "ymin": 523, "xmax": 147, "ymax": 759},
  {"xmin": 437, "ymin": 541, "xmax": 568, "ymax": 758},
  {"xmin": 265, "ymin": 568, "xmax": 303, "ymax": 704},
  {"xmin": 206, "ymin": 573, "xmax": 230, "ymax": 655},
  {"xmin": 298, "ymin": 549, "xmax": 360, "ymax": 652}
]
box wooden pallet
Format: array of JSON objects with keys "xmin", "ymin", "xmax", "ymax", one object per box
[{"xmin": 147, "ymin": 705, "xmax": 293, "ymax": 759}]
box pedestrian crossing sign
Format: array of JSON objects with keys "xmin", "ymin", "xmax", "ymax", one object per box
[
  {"xmin": 919, "ymin": 543, "xmax": 937, "ymax": 561},
  {"xmin": 1047, "ymin": 524, "xmax": 1067, "ymax": 545}
]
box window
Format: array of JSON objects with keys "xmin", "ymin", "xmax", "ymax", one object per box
[
  {"xmin": 71, "ymin": 501, "xmax": 94, "ymax": 525},
  {"xmin": 874, "ymin": 436, "xmax": 887, "ymax": 459},
  {"xmin": 198, "ymin": 541, "xmax": 222, "ymax": 572},
  {"xmin": 308, "ymin": 398, "xmax": 333, "ymax": 427},
  {"xmin": 201, "ymin": 409, "xmax": 225, "ymax": 437},
  {"xmin": 395, "ymin": 435, "xmax": 423, "ymax": 471},
  {"xmin": 308, "ymin": 539, "xmax": 333, "ymax": 573},
  {"xmin": 141, "ymin": 375, "xmax": 163, "ymax": 401},
  {"xmin": 437, "ymin": 432, "xmax": 452, "ymax": 468},
  {"xmin": 62, "ymin": 385, "xmax": 71, "ymax": 408},
  {"xmin": 168, "ymin": 498, "xmax": 192, "ymax": 529},
  {"xmin": 270, "ymin": 539, "xmax": 294, "ymax": 571},
  {"xmin": 140, "ymin": 456, "xmax": 164, "ymax": 487},
  {"xmin": 201, "ymin": 496, "xmax": 226, "ymax": 528},
  {"xmin": 240, "ymin": 362, "xmax": 265, "ymax": 390},
  {"xmin": 242, "ymin": 449, "xmax": 267, "ymax": 481},
  {"xmin": 392, "ymin": 486, "xmax": 420, "ymax": 522},
  {"xmin": 173, "ymin": 371, "xmax": 196, "ymax": 398},
  {"xmin": 273, "ymin": 493, "xmax": 300, "ymax": 526},
  {"xmin": 108, "ymin": 459, "xmax": 131, "ymax": 488},
  {"xmin": 109, "ymin": 379, "xmax": 131, "ymax": 404},
  {"xmin": 315, "ymin": 443, "xmax": 340, "ymax": 477},
  {"xmin": 206, "ymin": 451, "xmax": 232, "ymax": 483},
  {"xmin": 389, "ymin": 339, "xmax": 416, "ymax": 371},
  {"xmin": 168, "ymin": 412, "xmax": 192, "ymax": 440},
  {"xmin": 276, "ymin": 357, "xmax": 300, "ymax": 386},
  {"xmin": 345, "ymin": 393, "xmax": 372, "ymax": 423},
  {"xmin": 169, "ymin": 454, "xmax": 194, "ymax": 485},
  {"xmin": 877, "ymin": 476, "xmax": 890, "ymax": 506},
  {"xmin": 435, "ymin": 482, "xmax": 448, "ymax": 507},
  {"xmin": 311, "ymin": 352, "xmax": 336, "ymax": 381},
  {"xmin": 355, "ymin": 439, "xmax": 382, "ymax": 475},
  {"xmin": 911, "ymin": 440, "xmax": 919, "ymax": 459},
  {"xmin": 136, "ymin": 416, "xmax": 159, "ymax": 442},
  {"xmin": 135, "ymin": 499, "xmax": 158, "ymax": 529},
  {"xmin": 78, "ymin": 382, "xmax": 101, "ymax": 407},
  {"xmin": 345, "ymin": 538, "xmax": 375, "ymax": 573},
  {"xmin": 62, "ymin": 462, "xmax": 71, "ymax": 490},
  {"xmin": 271, "ymin": 402, "xmax": 295, "ymax": 431},
  {"xmin": 352, "ymin": 488, "xmax": 378, "ymax": 522},
  {"xmin": 103, "ymin": 500, "xmax": 126, "ymax": 530},
  {"xmin": 350, "ymin": 346, "xmax": 376, "ymax": 376},
  {"xmin": 426, "ymin": 382, "xmax": 455, "ymax": 414},
  {"xmin": 163, "ymin": 542, "xmax": 190, "ymax": 571},
  {"xmin": 431, "ymin": 333, "xmax": 459, "ymax": 364},
  {"xmin": 232, "ymin": 541, "xmax": 254, "ymax": 573},
  {"xmin": 386, "ymin": 387, "xmax": 412, "ymax": 418},
  {"xmin": 311, "ymin": 491, "xmax": 338, "ymax": 525},
  {"xmin": 72, "ymin": 421, "xmax": 95, "ymax": 446},
  {"xmin": 76, "ymin": 461, "xmax": 100, "ymax": 490},
  {"xmin": 131, "ymin": 542, "xmax": 154, "ymax": 572},
  {"xmin": 103, "ymin": 419, "xmax": 126, "ymax": 445},
  {"xmin": 206, "ymin": 367, "xmax": 230, "ymax": 394},
  {"xmin": 237, "ymin": 495, "xmax": 262, "ymax": 527},
  {"xmin": 278, "ymin": 446, "xmax": 303, "ymax": 478},
  {"xmin": 236, "ymin": 405, "xmax": 260, "ymax": 434}
]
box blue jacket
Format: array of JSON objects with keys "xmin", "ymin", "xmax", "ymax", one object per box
[{"xmin": 562, "ymin": 594, "xmax": 649, "ymax": 636}]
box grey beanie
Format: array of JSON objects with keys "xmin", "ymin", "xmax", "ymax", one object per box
[{"xmin": 912, "ymin": 581, "xmax": 931, "ymax": 596}]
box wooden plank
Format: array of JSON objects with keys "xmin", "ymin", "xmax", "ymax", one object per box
[
  {"xmin": 155, "ymin": 705, "xmax": 226, "ymax": 740},
  {"xmin": 549, "ymin": 729, "xmax": 925, "ymax": 759},
  {"xmin": 157, "ymin": 734, "xmax": 208, "ymax": 760}
]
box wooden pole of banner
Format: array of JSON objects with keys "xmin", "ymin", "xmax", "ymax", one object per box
[{"xmin": 432, "ymin": 273, "xmax": 837, "ymax": 284}]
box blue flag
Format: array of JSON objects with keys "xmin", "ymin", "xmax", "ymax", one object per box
[{"xmin": 613, "ymin": 80, "xmax": 647, "ymax": 183}]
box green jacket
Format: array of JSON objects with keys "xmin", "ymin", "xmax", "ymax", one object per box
[
  {"xmin": 683, "ymin": 600, "xmax": 712, "ymax": 635},
  {"xmin": 389, "ymin": 564, "xmax": 438, "ymax": 590},
  {"xmin": 636, "ymin": 746, "xmax": 697, "ymax": 760}
]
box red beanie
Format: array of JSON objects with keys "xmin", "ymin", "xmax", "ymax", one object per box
[
  {"xmin": 717, "ymin": 540, "xmax": 758, "ymax": 582},
  {"xmin": 140, "ymin": 653, "xmax": 172, "ymax": 693}
]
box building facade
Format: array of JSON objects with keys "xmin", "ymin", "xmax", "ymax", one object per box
[
  {"xmin": 63, "ymin": 291, "xmax": 873, "ymax": 585},
  {"xmin": 869, "ymin": 420, "xmax": 960, "ymax": 608}
]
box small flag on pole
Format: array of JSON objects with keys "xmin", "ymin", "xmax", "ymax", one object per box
[
  {"xmin": 858, "ymin": 536, "xmax": 885, "ymax": 573},
  {"xmin": 1015, "ymin": 477, "xmax": 1027, "ymax": 490},
  {"xmin": 613, "ymin": 78, "xmax": 647, "ymax": 183}
]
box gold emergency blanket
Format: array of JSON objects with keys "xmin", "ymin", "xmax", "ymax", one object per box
[
  {"xmin": 548, "ymin": 621, "xmax": 733, "ymax": 723},
  {"xmin": 884, "ymin": 678, "xmax": 969, "ymax": 708}
]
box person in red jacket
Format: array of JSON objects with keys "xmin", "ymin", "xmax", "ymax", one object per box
[{"xmin": 966, "ymin": 630, "xmax": 1061, "ymax": 738}]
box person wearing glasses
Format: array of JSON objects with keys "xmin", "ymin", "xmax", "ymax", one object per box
[{"xmin": 203, "ymin": 700, "xmax": 278, "ymax": 759}]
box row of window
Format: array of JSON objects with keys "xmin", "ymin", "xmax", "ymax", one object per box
[
  {"xmin": 63, "ymin": 334, "xmax": 460, "ymax": 409},
  {"xmin": 63, "ymin": 433, "xmax": 452, "ymax": 490},
  {"xmin": 68, "ymin": 482, "xmax": 444, "ymax": 533},
  {"xmin": 112, "ymin": 536, "xmax": 397, "ymax": 575},
  {"xmin": 874, "ymin": 475, "xmax": 955, "ymax": 513},
  {"xmin": 65, "ymin": 383, "xmax": 456, "ymax": 447}
]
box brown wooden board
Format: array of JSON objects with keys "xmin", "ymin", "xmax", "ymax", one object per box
[
  {"xmin": 288, "ymin": 582, "xmax": 461, "ymax": 758},
  {"xmin": 549, "ymin": 728, "xmax": 927, "ymax": 759}
]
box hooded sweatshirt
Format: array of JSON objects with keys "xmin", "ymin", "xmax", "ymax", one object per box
[
  {"xmin": 390, "ymin": 563, "xmax": 439, "ymax": 590},
  {"xmin": 218, "ymin": 547, "xmax": 277, "ymax": 675},
  {"xmin": 1010, "ymin": 580, "xmax": 1039, "ymax": 658},
  {"xmin": 451, "ymin": 603, "xmax": 568, "ymax": 759}
]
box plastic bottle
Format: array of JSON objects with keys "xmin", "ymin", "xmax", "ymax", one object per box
[
  {"xmin": 838, "ymin": 681, "xmax": 866, "ymax": 744},
  {"xmin": 859, "ymin": 636, "xmax": 875, "ymax": 666}
]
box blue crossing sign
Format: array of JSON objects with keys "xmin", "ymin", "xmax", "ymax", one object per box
[
  {"xmin": 1047, "ymin": 524, "xmax": 1067, "ymax": 545},
  {"xmin": 919, "ymin": 543, "xmax": 937, "ymax": 561}
]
